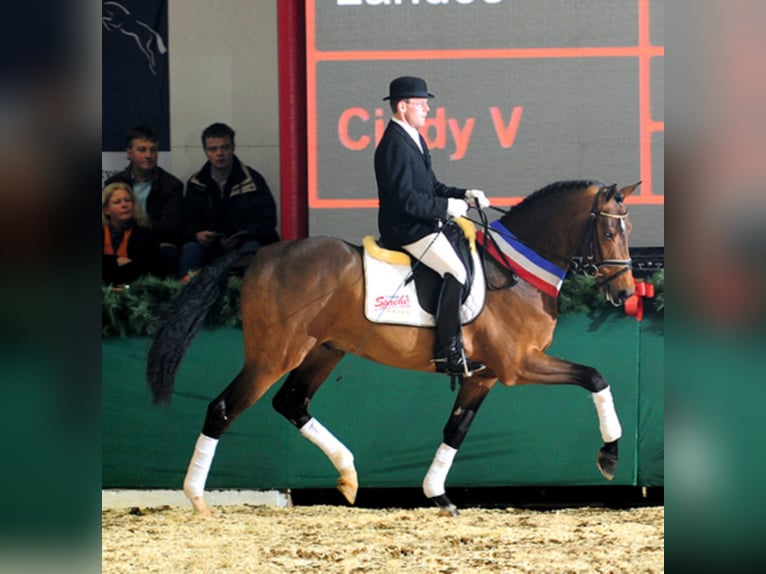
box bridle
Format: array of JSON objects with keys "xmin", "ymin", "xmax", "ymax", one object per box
[
  {"xmin": 570, "ymin": 185, "xmax": 632, "ymax": 288},
  {"xmin": 476, "ymin": 184, "xmax": 632, "ymax": 291}
]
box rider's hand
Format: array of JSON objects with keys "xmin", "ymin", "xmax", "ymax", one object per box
[
  {"xmin": 446, "ymin": 198, "xmax": 469, "ymax": 219},
  {"xmin": 465, "ymin": 189, "xmax": 490, "ymax": 209}
]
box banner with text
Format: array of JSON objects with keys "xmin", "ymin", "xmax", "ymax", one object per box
[{"xmin": 306, "ymin": 0, "xmax": 664, "ymax": 246}]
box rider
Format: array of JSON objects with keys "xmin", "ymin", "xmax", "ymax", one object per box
[{"xmin": 374, "ymin": 76, "xmax": 490, "ymax": 376}]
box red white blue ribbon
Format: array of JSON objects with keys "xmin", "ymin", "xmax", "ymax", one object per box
[{"xmin": 477, "ymin": 220, "xmax": 567, "ymax": 297}]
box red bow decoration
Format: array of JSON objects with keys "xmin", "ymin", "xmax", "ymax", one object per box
[{"xmin": 624, "ymin": 279, "xmax": 655, "ymax": 322}]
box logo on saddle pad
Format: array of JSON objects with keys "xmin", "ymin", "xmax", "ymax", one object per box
[
  {"xmin": 362, "ymin": 232, "xmax": 486, "ymax": 328},
  {"xmin": 374, "ymin": 293, "xmax": 412, "ymax": 310}
]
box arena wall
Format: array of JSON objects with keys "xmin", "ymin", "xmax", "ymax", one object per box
[{"xmin": 102, "ymin": 310, "xmax": 663, "ymax": 490}]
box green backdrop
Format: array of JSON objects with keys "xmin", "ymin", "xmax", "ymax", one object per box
[{"xmin": 102, "ymin": 310, "xmax": 663, "ymax": 490}]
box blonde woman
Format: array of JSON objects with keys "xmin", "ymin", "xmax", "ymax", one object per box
[{"xmin": 102, "ymin": 182, "xmax": 163, "ymax": 285}]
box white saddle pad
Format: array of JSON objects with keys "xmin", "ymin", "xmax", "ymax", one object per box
[{"xmin": 362, "ymin": 239, "xmax": 486, "ymax": 327}]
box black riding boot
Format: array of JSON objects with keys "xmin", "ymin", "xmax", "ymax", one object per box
[{"xmin": 433, "ymin": 274, "xmax": 486, "ymax": 376}]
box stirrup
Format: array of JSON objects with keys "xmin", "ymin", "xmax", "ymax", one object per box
[{"xmin": 432, "ymin": 351, "xmax": 486, "ymax": 378}]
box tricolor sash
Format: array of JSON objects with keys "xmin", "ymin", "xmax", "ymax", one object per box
[{"xmin": 477, "ymin": 221, "xmax": 567, "ymax": 297}]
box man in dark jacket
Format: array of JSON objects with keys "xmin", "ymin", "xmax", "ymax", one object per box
[
  {"xmin": 375, "ymin": 76, "xmax": 490, "ymax": 377},
  {"xmin": 104, "ymin": 125, "xmax": 183, "ymax": 277},
  {"xmin": 178, "ymin": 122, "xmax": 279, "ymax": 278}
]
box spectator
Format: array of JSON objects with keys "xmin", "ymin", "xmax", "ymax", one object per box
[
  {"xmin": 102, "ymin": 182, "xmax": 163, "ymax": 285},
  {"xmin": 104, "ymin": 125, "xmax": 183, "ymax": 277},
  {"xmin": 178, "ymin": 122, "xmax": 279, "ymax": 278}
]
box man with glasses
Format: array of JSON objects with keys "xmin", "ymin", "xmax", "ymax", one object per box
[{"xmin": 374, "ymin": 76, "xmax": 490, "ymax": 377}]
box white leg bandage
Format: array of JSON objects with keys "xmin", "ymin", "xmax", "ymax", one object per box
[
  {"xmin": 422, "ymin": 443, "xmax": 457, "ymax": 498},
  {"xmin": 183, "ymin": 434, "xmax": 219, "ymax": 500},
  {"xmin": 300, "ymin": 418, "xmax": 355, "ymax": 472},
  {"xmin": 592, "ymin": 387, "xmax": 622, "ymax": 443}
]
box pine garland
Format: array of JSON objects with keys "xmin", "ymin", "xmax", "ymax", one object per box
[
  {"xmin": 102, "ymin": 275, "xmax": 243, "ymax": 338},
  {"xmin": 102, "ymin": 270, "xmax": 664, "ymax": 338},
  {"xmin": 558, "ymin": 270, "xmax": 665, "ymax": 315},
  {"xmin": 649, "ymin": 269, "xmax": 664, "ymax": 310}
]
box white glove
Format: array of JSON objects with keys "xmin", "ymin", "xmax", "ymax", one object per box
[
  {"xmin": 465, "ymin": 189, "xmax": 490, "ymax": 209},
  {"xmin": 446, "ymin": 197, "xmax": 468, "ymax": 219}
]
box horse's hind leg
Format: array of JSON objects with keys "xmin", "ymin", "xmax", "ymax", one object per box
[
  {"xmin": 424, "ymin": 377, "xmax": 495, "ymax": 517},
  {"xmin": 183, "ymin": 365, "xmax": 276, "ymax": 517},
  {"xmin": 271, "ymin": 344, "xmax": 358, "ymax": 503}
]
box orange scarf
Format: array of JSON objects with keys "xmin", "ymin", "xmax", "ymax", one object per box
[{"xmin": 103, "ymin": 225, "xmax": 133, "ymax": 258}]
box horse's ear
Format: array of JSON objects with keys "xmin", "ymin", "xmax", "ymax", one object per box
[
  {"xmin": 618, "ymin": 181, "xmax": 641, "ymax": 199},
  {"xmin": 603, "ymin": 183, "xmax": 618, "ymax": 202}
]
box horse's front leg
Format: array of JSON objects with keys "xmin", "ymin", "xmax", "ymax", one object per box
[
  {"xmin": 423, "ymin": 377, "xmax": 496, "ymax": 517},
  {"xmin": 592, "ymin": 386, "xmax": 621, "ymax": 480},
  {"xmin": 516, "ymin": 351, "xmax": 623, "ymax": 481}
]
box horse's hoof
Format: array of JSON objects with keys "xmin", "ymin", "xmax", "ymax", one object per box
[
  {"xmin": 430, "ymin": 494, "xmax": 459, "ymax": 517},
  {"xmin": 337, "ymin": 468, "xmax": 358, "ymax": 504},
  {"xmin": 438, "ymin": 505, "xmax": 459, "ymax": 517},
  {"xmin": 190, "ymin": 496, "xmax": 214, "ymax": 518},
  {"xmin": 597, "ymin": 440, "xmax": 619, "ymax": 481}
]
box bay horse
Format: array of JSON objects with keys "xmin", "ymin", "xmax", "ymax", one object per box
[{"xmin": 147, "ymin": 179, "xmax": 639, "ymax": 517}]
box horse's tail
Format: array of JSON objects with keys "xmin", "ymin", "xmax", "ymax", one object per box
[{"xmin": 146, "ymin": 246, "xmax": 250, "ymax": 404}]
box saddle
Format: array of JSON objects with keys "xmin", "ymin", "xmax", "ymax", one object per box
[{"xmin": 361, "ymin": 218, "xmax": 486, "ymax": 327}]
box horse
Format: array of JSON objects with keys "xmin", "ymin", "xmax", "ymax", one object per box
[
  {"xmin": 102, "ymin": 1, "xmax": 168, "ymax": 76},
  {"xmin": 147, "ymin": 179, "xmax": 639, "ymax": 517}
]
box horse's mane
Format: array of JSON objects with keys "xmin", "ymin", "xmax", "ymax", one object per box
[{"xmin": 511, "ymin": 179, "xmax": 602, "ymax": 213}]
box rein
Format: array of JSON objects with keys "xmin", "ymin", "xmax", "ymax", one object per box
[
  {"xmin": 474, "ymin": 207, "xmax": 518, "ymax": 291},
  {"xmin": 471, "ymin": 186, "xmax": 632, "ymax": 291}
]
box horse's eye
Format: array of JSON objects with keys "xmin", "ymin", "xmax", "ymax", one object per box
[{"xmin": 604, "ymin": 231, "xmax": 614, "ymax": 240}]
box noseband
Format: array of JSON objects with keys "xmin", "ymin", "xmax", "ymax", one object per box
[{"xmin": 570, "ymin": 187, "xmax": 632, "ymax": 288}]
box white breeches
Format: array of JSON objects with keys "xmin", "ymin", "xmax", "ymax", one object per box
[{"xmin": 403, "ymin": 232, "xmax": 466, "ymax": 285}]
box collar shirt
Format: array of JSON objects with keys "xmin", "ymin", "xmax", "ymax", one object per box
[
  {"xmin": 211, "ymin": 168, "xmax": 231, "ymax": 195},
  {"xmin": 392, "ymin": 117, "xmax": 424, "ymax": 154},
  {"xmin": 131, "ymin": 178, "xmax": 152, "ymax": 216}
]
